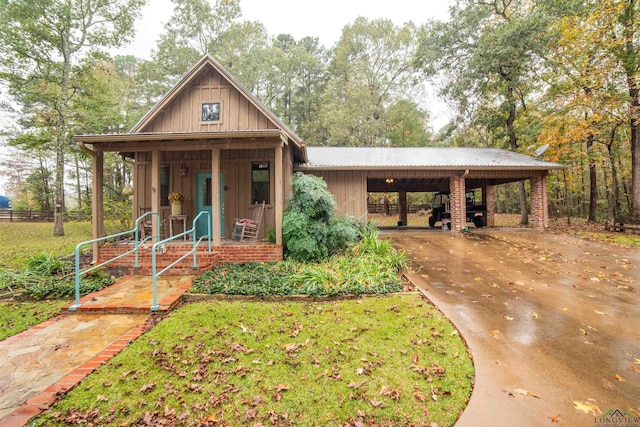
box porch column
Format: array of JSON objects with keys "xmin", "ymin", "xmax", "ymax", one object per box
[
  {"xmin": 151, "ymin": 149, "xmax": 160, "ymax": 242},
  {"xmin": 449, "ymin": 174, "xmax": 466, "ymax": 232},
  {"xmin": 92, "ymin": 150, "xmax": 104, "ymax": 263},
  {"xmin": 483, "ymin": 182, "xmax": 496, "ymax": 227},
  {"xmin": 211, "ymin": 148, "xmax": 222, "ymax": 246},
  {"xmin": 530, "ymin": 173, "xmax": 548, "ymax": 229},
  {"xmin": 275, "ymin": 144, "xmax": 283, "ymax": 245},
  {"xmin": 398, "ymin": 190, "xmax": 407, "ymax": 226}
]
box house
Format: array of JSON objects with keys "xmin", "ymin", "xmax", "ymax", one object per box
[{"xmin": 75, "ymin": 55, "xmax": 563, "ymax": 264}]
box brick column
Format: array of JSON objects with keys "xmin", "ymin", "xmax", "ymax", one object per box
[
  {"xmin": 483, "ymin": 182, "xmax": 495, "ymax": 227},
  {"xmin": 530, "ymin": 173, "xmax": 548, "ymax": 229},
  {"xmin": 449, "ymin": 175, "xmax": 465, "ymax": 232}
]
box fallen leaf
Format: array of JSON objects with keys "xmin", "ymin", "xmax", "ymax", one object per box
[
  {"xmin": 380, "ymin": 385, "xmax": 401, "ymax": 401},
  {"xmin": 630, "ymin": 365, "xmax": 640, "ymax": 373},
  {"xmin": 504, "ymin": 316, "xmax": 514, "ymax": 321},
  {"xmin": 573, "ymin": 401, "xmax": 602, "ymax": 416},
  {"xmin": 414, "ymin": 390, "xmax": 426, "ymax": 402},
  {"xmin": 491, "ymin": 330, "xmax": 499, "ymax": 339},
  {"xmin": 512, "ymin": 388, "xmax": 540, "ymax": 398},
  {"xmin": 412, "ymin": 353, "xmax": 419, "ymax": 364},
  {"xmin": 562, "ymin": 307, "xmax": 569, "ymax": 311},
  {"xmin": 594, "ymin": 310, "xmax": 609, "ymax": 315},
  {"xmin": 532, "ymin": 312, "xmax": 540, "ymax": 319},
  {"xmin": 635, "ymin": 358, "xmax": 640, "ymax": 365},
  {"xmin": 348, "ymin": 380, "xmax": 366, "ymax": 389},
  {"xmin": 274, "ymin": 384, "xmax": 291, "ymax": 392},
  {"xmin": 139, "ymin": 382, "xmax": 156, "ymax": 393},
  {"xmin": 548, "ymin": 415, "xmax": 560, "ymax": 423},
  {"xmin": 369, "ymin": 399, "xmax": 383, "ymax": 407},
  {"xmin": 615, "ymin": 374, "xmax": 625, "ymax": 382},
  {"xmin": 96, "ymin": 394, "xmax": 109, "ymax": 402}
]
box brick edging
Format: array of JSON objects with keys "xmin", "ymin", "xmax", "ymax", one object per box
[{"xmin": 1, "ymin": 322, "xmax": 147, "ymax": 427}]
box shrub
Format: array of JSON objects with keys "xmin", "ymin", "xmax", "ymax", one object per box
[
  {"xmin": 283, "ymin": 173, "xmax": 364, "ymax": 262},
  {"xmin": 191, "ymin": 229, "xmax": 406, "ymax": 297},
  {"xmin": 0, "ymin": 253, "xmax": 114, "ymax": 300}
]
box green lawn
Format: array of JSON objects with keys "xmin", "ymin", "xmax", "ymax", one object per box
[
  {"xmin": 35, "ymin": 295, "xmax": 474, "ymax": 427},
  {"xmin": 0, "ymin": 300, "xmax": 70, "ymax": 341},
  {"xmin": 0, "ymin": 221, "xmax": 93, "ymax": 269},
  {"xmin": 0, "ymin": 221, "xmax": 102, "ymax": 341}
]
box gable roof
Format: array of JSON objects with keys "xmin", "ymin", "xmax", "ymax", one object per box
[
  {"xmin": 298, "ymin": 147, "xmax": 565, "ymax": 171},
  {"xmin": 130, "ymin": 54, "xmax": 305, "ymax": 155}
]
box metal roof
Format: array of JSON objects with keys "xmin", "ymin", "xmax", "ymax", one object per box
[{"xmin": 298, "ymin": 147, "xmax": 565, "ymax": 170}]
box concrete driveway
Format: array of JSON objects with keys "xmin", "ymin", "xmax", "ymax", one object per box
[{"xmin": 386, "ymin": 229, "xmax": 640, "ymax": 427}]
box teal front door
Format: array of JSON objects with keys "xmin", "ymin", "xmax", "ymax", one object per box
[{"xmin": 196, "ymin": 172, "xmax": 224, "ymax": 238}]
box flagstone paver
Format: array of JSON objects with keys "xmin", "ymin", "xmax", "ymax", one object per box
[{"xmin": 0, "ymin": 275, "xmax": 194, "ymax": 426}]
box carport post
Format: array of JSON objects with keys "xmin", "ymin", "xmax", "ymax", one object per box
[
  {"xmin": 530, "ymin": 173, "xmax": 548, "ymax": 229},
  {"xmin": 399, "ymin": 190, "xmax": 407, "ymax": 226},
  {"xmin": 449, "ymin": 174, "xmax": 466, "ymax": 232},
  {"xmin": 482, "ymin": 182, "xmax": 495, "ymax": 227}
]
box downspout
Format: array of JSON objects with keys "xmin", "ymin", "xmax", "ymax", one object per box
[{"xmin": 78, "ymin": 141, "xmax": 102, "ymax": 264}]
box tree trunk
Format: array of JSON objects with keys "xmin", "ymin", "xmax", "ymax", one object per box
[
  {"xmin": 505, "ymin": 85, "xmax": 528, "ymax": 224},
  {"xmin": 53, "ymin": 144, "xmax": 65, "ymax": 236},
  {"xmin": 622, "ymin": 0, "xmax": 640, "ymax": 218},
  {"xmin": 607, "ymin": 144, "xmax": 621, "ymax": 221},
  {"xmin": 587, "ymin": 133, "xmax": 597, "ymax": 222},
  {"xmin": 563, "ymin": 170, "xmax": 571, "ymax": 225},
  {"xmin": 75, "ymin": 153, "xmax": 82, "ymax": 209}
]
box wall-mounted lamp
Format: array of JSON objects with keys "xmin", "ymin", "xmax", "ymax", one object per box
[
  {"xmin": 385, "ymin": 178, "xmax": 394, "ymax": 184},
  {"xmin": 180, "ymin": 164, "xmax": 189, "ymax": 177}
]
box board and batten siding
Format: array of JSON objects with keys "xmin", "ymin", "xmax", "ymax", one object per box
[
  {"xmin": 309, "ymin": 170, "xmax": 367, "ymax": 219},
  {"xmin": 133, "ymin": 149, "xmax": 277, "ymax": 238},
  {"xmin": 140, "ymin": 69, "xmax": 277, "ymax": 133}
]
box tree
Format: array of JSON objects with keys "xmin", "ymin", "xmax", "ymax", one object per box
[
  {"xmin": 0, "ymin": 0, "xmax": 145, "ymax": 236},
  {"xmin": 385, "ymin": 99, "xmax": 433, "ymax": 146},
  {"xmin": 420, "ymin": 0, "xmax": 551, "ymax": 224},
  {"xmin": 322, "ymin": 17, "xmax": 423, "ymax": 146}
]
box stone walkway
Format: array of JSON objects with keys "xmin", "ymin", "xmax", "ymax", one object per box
[{"xmin": 0, "ymin": 276, "xmax": 194, "ymax": 427}]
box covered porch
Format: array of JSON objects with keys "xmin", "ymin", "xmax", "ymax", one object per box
[{"xmin": 76, "ymin": 129, "xmax": 295, "ymax": 264}]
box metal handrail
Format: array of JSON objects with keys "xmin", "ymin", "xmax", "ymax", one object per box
[
  {"xmin": 150, "ymin": 211, "xmax": 212, "ymax": 311},
  {"xmin": 69, "ymin": 211, "xmax": 160, "ymax": 311}
]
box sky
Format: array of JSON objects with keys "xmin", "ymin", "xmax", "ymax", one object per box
[
  {"xmin": 128, "ymin": 0, "xmax": 452, "ymax": 57},
  {"xmin": 0, "ymin": 0, "xmax": 453, "ymax": 196}
]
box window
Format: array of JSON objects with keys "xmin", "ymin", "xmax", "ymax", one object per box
[
  {"xmin": 201, "ymin": 103, "xmax": 221, "ymax": 121},
  {"xmin": 203, "ymin": 177, "xmax": 212, "ymax": 206},
  {"xmin": 160, "ymin": 165, "xmax": 170, "ymax": 206},
  {"xmin": 251, "ymin": 162, "xmax": 270, "ymax": 204}
]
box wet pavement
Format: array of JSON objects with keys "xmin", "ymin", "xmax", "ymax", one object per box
[
  {"xmin": 387, "ymin": 229, "xmax": 640, "ymax": 426},
  {"xmin": 0, "ymin": 275, "xmax": 194, "ymax": 426}
]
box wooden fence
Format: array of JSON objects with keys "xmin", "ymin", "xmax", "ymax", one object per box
[
  {"xmin": 0, "ymin": 209, "xmax": 91, "ymax": 222},
  {"xmin": 367, "ymin": 203, "xmax": 430, "ymax": 215}
]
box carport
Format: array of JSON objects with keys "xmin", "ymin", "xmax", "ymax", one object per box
[{"xmin": 295, "ymin": 147, "xmax": 565, "ymax": 231}]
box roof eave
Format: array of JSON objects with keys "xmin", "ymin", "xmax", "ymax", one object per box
[
  {"xmin": 75, "ymin": 129, "xmax": 284, "ymax": 144},
  {"xmin": 294, "ymin": 165, "xmax": 566, "ymax": 171}
]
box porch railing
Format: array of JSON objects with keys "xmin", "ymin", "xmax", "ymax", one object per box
[
  {"xmin": 150, "ymin": 211, "xmax": 212, "ymax": 311},
  {"xmin": 69, "ymin": 211, "xmax": 161, "ymax": 311}
]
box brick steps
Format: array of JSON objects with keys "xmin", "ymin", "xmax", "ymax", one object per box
[{"xmin": 95, "ymin": 243, "xmax": 283, "ymax": 276}]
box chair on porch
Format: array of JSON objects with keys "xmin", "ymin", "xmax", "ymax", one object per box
[
  {"xmin": 139, "ymin": 207, "xmax": 166, "ymax": 240},
  {"xmin": 233, "ymin": 201, "xmax": 265, "ymax": 241}
]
